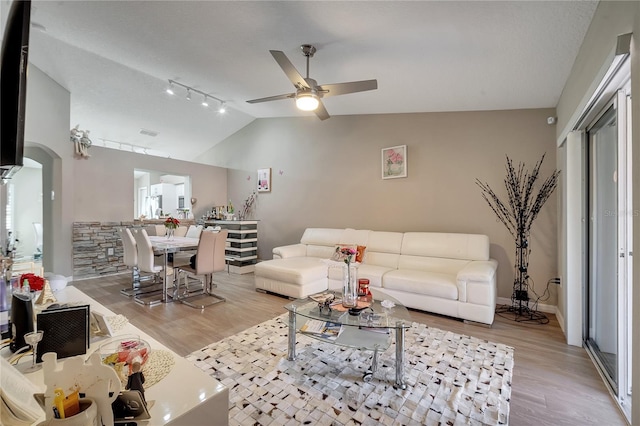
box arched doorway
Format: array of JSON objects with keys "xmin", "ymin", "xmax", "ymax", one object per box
[{"xmin": 3, "ymin": 158, "xmax": 43, "ymax": 268}]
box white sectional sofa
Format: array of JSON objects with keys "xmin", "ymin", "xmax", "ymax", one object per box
[{"xmin": 254, "ymin": 228, "xmax": 498, "ymax": 325}]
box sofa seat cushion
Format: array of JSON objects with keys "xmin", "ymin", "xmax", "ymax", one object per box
[
  {"xmin": 255, "ymin": 257, "xmax": 328, "ymax": 285},
  {"xmin": 382, "ymin": 270, "xmax": 458, "ymax": 300}
]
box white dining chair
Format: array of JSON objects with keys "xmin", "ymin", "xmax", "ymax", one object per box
[
  {"xmin": 174, "ymin": 229, "xmax": 228, "ymax": 309},
  {"xmin": 118, "ymin": 228, "xmax": 162, "ymax": 297},
  {"xmin": 132, "ymin": 229, "xmax": 173, "ymax": 306}
]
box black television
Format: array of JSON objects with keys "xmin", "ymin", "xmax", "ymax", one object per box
[{"xmin": 0, "ymin": 0, "xmax": 31, "ymax": 180}]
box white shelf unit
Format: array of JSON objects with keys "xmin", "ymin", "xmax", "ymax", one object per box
[{"xmin": 205, "ymin": 220, "xmax": 258, "ymax": 274}]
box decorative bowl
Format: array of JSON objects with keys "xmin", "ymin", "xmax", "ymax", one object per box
[{"xmin": 99, "ymin": 336, "xmax": 150, "ymax": 382}]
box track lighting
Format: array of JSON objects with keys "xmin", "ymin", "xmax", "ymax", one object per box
[{"xmin": 165, "ymin": 79, "xmax": 228, "ymax": 113}]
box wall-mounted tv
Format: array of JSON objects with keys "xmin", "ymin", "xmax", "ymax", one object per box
[{"xmin": 0, "ymin": 0, "xmax": 31, "ymax": 180}]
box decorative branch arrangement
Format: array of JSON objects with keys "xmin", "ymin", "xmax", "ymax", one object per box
[
  {"xmin": 476, "ymin": 154, "xmax": 559, "ymax": 323},
  {"xmin": 238, "ymin": 191, "xmax": 257, "ymax": 221}
]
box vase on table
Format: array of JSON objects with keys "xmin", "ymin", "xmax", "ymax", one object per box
[
  {"xmin": 342, "ymin": 263, "xmax": 358, "ymax": 308},
  {"xmin": 166, "ymin": 228, "xmax": 174, "ymax": 240}
]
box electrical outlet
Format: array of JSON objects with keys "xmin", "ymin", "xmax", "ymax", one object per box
[
  {"xmin": 550, "ymin": 277, "xmax": 562, "ymax": 285},
  {"xmin": 107, "ymin": 248, "xmax": 114, "ymax": 256}
]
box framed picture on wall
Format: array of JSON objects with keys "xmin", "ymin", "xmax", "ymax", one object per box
[
  {"xmin": 257, "ymin": 168, "xmax": 271, "ymax": 192},
  {"xmin": 381, "ymin": 145, "xmax": 407, "ymax": 179}
]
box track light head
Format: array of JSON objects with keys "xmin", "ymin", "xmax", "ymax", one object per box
[
  {"xmin": 186, "ymin": 89, "xmax": 192, "ymax": 101},
  {"xmin": 202, "ymin": 95, "xmax": 209, "ymax": 107},
  {"xmin": 165, "ymin": 81, "xmax": 175, "ymax": 95},
  {"xmin": 218, "ymin": 102, "xmax": 227, "ymax": 114}
]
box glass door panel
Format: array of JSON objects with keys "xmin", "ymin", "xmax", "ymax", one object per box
[{"xmin": 586, "ymin": 105, "xmax": 618, "ymax": 389}]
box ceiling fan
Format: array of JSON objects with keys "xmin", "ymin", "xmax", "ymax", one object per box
[{"xmin": 246, "ymin": 44, "xmax": 378, "ymax": 120}]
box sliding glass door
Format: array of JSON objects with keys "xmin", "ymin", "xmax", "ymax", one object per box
[
  {"xmin": 586, "ymin": 104, "xmax": 618, "ymax": 386},
  {"xmin": 585, "ymin": 88, "xmax": 632, "ymax": 418}
]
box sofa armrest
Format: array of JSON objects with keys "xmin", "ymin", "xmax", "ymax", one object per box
[
  {"xmin": 272, "ymin": 244, "xmax": 307, "ymax": 259},
  {"xmin": 456, "ymin": 259, "xmax": 498, "ymax": 303}
]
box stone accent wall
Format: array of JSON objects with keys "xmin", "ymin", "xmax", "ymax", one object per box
[
  {"xmin": 73, "ymin": 222, "xmax": 129, "ymax": 279},
  {"xmin": 72, "ymin": 220, "xmax": 196, "ymax": 280}
]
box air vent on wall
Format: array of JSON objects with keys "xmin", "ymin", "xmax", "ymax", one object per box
[{"xmin": 139, "ymin": 128, "xmax": 158, "ymax": 137}]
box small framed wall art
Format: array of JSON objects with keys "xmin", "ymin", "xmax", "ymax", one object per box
[
  {"xmin": 257, "ymin": 168, "xmax": 271, "ymax": 192},
  {"xmin": 381, "ymin": 145, "xmax": 407, "ymax": 179}
]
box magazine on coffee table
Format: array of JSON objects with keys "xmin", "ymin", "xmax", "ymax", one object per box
[
  {"xmin": 300, "ymin": 319, "xmax": 344, "ymax": 341},
  {"xmin": 358, "ymin": 312, "xmax": 389, "ymax": 333}
]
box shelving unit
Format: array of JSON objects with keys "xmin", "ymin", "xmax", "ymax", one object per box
[{"xmin": 204, "ymin": 220, "xmax": 258, "ymax": 274}]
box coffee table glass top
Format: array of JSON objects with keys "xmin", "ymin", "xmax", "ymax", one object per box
[{"xmin": 284, "ymin": 288, "xmax": 412, "ymax": 330}]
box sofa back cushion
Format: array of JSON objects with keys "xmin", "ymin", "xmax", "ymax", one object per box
[
  {"xmin": 339, "ymin": 229, "xmax": 370, "ymax": 246},
  {"xmin": 362, "ymin": 231, "xmax": 403, "ymax": 269},
  {"xmin": 301, "ymin": 228, "xmax": 346, "ymax": 258},
  {"xmin": 398, "ymin": 255, "xmax": 470, "ymax": 275},
  {"xmin": 401, "ymin": 232, "xmax": 490, "ymax": 261}
]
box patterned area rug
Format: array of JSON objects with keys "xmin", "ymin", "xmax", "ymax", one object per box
[{"xmin": 187, "ymin": 314, "xmax": 513, "ymax": 426}]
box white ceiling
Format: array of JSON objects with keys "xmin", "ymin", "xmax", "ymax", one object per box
[{"xmin": 19, "ymin": 1, "xmax": 598, "ymax": 162}]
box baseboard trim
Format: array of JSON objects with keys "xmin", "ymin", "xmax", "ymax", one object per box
[
  {"xmin": 556, "ymin": 308, "xmax": 565, "ymax": 334},
  {"xmin": 496, "ymin": 297, "xmax": 556, "ymax": 314}
]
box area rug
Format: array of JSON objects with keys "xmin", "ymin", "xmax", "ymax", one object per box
[{"xmin": 187, "ymin": 314, "xmax": 513, "ymax": 426}]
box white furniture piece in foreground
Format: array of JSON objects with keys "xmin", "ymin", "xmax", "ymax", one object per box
[
  {"xmin": 0, "ymin": 286, "xmax": 229, "ymax": 425},
  {"xmin": 255, "ymin": 228, "xmax": 498, "ymax": 325}
]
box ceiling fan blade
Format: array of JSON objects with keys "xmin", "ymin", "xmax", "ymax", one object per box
[
  {"xmin": 246, "ymin": 93, "xmax": 295, "ymax": 104},
  {"xmin": 270, "ymin": 50, "xmax": 310, "ymax": 89},
  {"xmin": 314, "ymin": 100, "xmax": 330, "ymax": 121},
  {"xmin": 317, "ymin": 79, "xmax": 378, "ymax": 98}
]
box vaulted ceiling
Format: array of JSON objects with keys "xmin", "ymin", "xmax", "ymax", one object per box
[{"xmin": 21, "ymin": 1, "xmax": 598, "ymax": 161}]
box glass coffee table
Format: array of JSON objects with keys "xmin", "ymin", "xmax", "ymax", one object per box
[{"xmin": 284, "ymin": 288, "xmax": 412, "ymax": 389}]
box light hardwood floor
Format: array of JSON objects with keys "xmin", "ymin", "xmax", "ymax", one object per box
[{"xmin": 72, "ymin": 273, "xmax": 627, "ymax": 426}]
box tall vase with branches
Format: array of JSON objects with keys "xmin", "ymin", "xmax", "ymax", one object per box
[{"xmin": 476, "ymin": 153, "xmax": 559, "ymax": 322}]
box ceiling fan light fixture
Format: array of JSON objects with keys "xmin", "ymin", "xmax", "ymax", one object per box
[{"xmin": 296, "ymin": 92, "xmax": 319, "ymax": 111}]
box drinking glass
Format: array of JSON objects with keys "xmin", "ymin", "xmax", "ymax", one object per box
[{"xmin": 23, "ymin": 330, "xmax": 44, "ymax": 372}]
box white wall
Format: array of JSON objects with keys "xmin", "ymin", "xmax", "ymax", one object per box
[
  {"xmin": 202, "ymin": 108, "xmax": 559, "ymax": 305},
  {"xmin": 72, "ymin": 146, "xmax": 227, "ymax": 222},
  {"xmin": 23, "ymin": 66, "xmax": 72, "ymax": 276}
]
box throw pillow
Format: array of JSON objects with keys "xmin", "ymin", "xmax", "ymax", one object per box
[
  {"xmin": 330, "ymin": 244, "xmax": 355, "ymax": 262},
  {"xmin": 330, "ymin": 244, "xmax": 366, "ymax": 263}
]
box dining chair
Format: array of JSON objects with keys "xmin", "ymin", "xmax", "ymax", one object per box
[
  {"xmin": 173, "ymin": 225, "xmax": 188, "ymax": 237},
  {"xmin": 174, "ymin": 229, "xmax": 228, "ymax": 309},
  {"xmin": 143, "ymin": 225, "xmax": 157, "ymax": 236},
  {"xmin": 118, "ymin": 228, "xmax": 162, "ymax": 297},
  {"xmin": 132, "ymin": 228, "xmax": 173, "ymax": 306}
]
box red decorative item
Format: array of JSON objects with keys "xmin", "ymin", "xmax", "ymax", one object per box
[
  {"xmin": 358, "ymin": 278, "xmax": 371, "ymax": 295},
  {"xmin": 19, "ymin": 273, "xmax": 45, "ymax": 291},
  {"xmin": 164, "ymin": 216, "xmax": 180, "ymax": 229}
]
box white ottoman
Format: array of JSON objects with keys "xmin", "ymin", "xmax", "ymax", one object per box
[{"xmin": 254, "ymin": 257, "xmax": 328, "ymax": 299}]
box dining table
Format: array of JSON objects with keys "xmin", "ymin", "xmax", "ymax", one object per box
[{"xmin": 140, "ymin": 235, "xmax": 199, "ymax": 305}]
